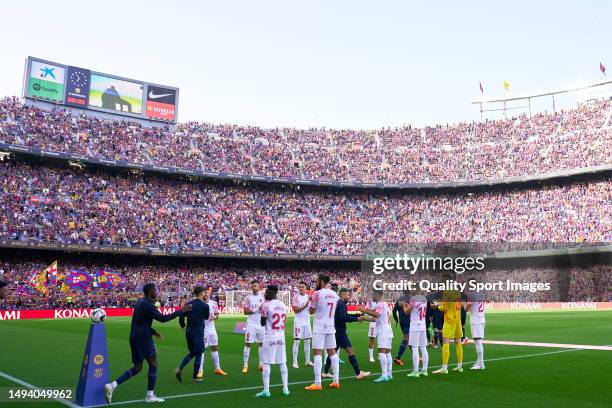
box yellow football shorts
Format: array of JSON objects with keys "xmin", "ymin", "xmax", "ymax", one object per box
[{"xmin": 442, "ymin": 321, "xmax": 463, "ymax": 339}]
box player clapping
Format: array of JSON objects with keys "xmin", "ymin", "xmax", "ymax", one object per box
[
  {"xmin": 243, "ymin": 280, "xmax": 265, "ymax": 373},
  {"xmin": 400, "ymin": 294, "xmax": 430, "ymax": 377},
  {"xmin": 255, "ymin": 285, "xmax": 290, "ymax": 398},
  {"xmin": 291, "ymin": 281, "xmax": 314, "ymax": 368},
  {"xmin": 465, "ymin": 281, "xmax": 486, "ymax": 370}
]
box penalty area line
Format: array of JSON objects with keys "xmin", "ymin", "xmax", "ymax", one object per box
[
  {"xmin": 0, "ymin": 370, "xmax": 80, "ymax": 408},
  {"xmin": 95, "ymin": 346, "xmax": 592, "ymax": 407}
]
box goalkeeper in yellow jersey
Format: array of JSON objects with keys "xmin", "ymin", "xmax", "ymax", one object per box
[{"xmin": 431, "ymin": 290, "xmax": 464, "ymax": 374}]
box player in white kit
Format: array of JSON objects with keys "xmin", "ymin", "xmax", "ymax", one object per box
[
  {"xmin": 360, "ymin": 290, "xmax": 394, "ymax": 382},
  {"xmin": 304, "ymin": 274, "xmax": 341, "ymax": 391},
  {"xmin": 196, "ymin": 291, "xmax": 227, "ymax": 378},
  {"xmin": 243, "ymin": 280, "xmax": 265, "ymax": 373},
  {"xmin": 292, "ymin": 281, "xmax": 314, "ymax": 368},
  {"xmin": 465, "ymin": 284, "xmax": 486, "ymax": 370},
  {"xmin": 255, "ymin": 285, "xmax": 290, "ymax": 398},
  {"xmin": 401, "ymin": 294, "xmax": 430, "ymax": 377},
  {"xmin": 365, "ymin": 298, "xmax": 378, "ymax": 362}
]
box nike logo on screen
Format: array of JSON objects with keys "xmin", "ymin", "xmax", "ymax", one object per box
[{"xmin": 148, "ymin": 91, "xmax": 173, "ymax": 99}]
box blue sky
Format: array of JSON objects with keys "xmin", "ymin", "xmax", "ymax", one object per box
[{"xmin": 1, "ymin": 1, "xmax": 610, "ymax": 128}]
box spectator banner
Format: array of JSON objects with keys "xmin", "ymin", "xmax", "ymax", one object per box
[
  {"xmin": 88, "ymin": 74, "xmax": 144, "ymax": 114},
  {"xmin": 146, "ymin": 85, "xmax": 177, "ymax": 121},
  {"xmin": 65, "ymin": 66, "xmax": 91, "ymax": 107},
  {"xmin": 27, "ymin": 60, "xmax": 65, "ymax": 102}
]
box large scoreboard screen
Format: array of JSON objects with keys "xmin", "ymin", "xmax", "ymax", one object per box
[{"xmin": 24, "ymin": 57, "xmax": 179, "ymax": 123}]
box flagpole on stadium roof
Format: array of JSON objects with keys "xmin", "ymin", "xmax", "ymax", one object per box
[{"xmin": 471, "ymin": 78, "xmax": 612, "ymax": 119}]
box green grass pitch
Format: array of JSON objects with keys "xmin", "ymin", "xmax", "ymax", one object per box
[{"xmin": 1, "ymin": 310, "xmax": 611, "ymax": 407}]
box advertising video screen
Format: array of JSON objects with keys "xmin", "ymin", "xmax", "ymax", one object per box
[
  {"xmin": 146, "ymin": 85, "xmax": 177, "ymax": 121},
  {"xmin": 24, "ymin": 57, "xmax": 178, "ymax": 122},
  {"xmin": 27, "ymin": 60, "xmax": 65, "ymax": 102},
  {"xmin": 88, "ymin": 74, "xmax": 144, "ymax": 115}
]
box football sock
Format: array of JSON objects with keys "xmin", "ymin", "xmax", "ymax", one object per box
[
  {"xmin": 193, "ymin": 352, "xmax": 202, "ymax": 379},
  {"xmin": 115, "ymin": 366, "xmax": 137, "ymax": 385},
  {"xmin": 199, "ymin": 352, "xmax": 205, "ymax": 372},
  {"xmin": 280, "ymin": 363, "xmax": 288, "ymax": 391},
  {"xmin": 456, "ymin": 343, "xmax": 463, "ymax": 368},
  {"xmin": 420, "ymin": 346, "xmax": 429, "ymax": 371},
  {"xmin": 258, "ymin": 346, "xmax": 262, "ymax": 365},
  {"xmin": 324, "ymin": 354, "xmax": 332, "ymax": 374},
  {"xmin": 179, "ymin": 353, "xmax": 192, "ymax": 371},
  {"xmin": 293, "ymin": 340, "xmax": 300, "ymax": 364},
  {"xmin": 147, "ymin": 364, "xmax": 157, "ymax": 391},
  {"xmin": 314, "ymin": 355, "xmax": 322, "ymax": 385},
  {"xmin": 243, "ymin": 346, "xmax": 250, "ymax": 367},
  {"xmin": 442, "ymin": 344, "xmax": 450, "ymax": 369},
  {"xmin": 369, "ymin": 348, "xmax": 374, "ymax": 360},
  {"xmin": 348, "ymin": 354, "xmax": 360, "ymax": 375},
  {"xmin": 330, "ymin": 353, "xmax": 340, "ymax": 383},
  {"xmin": 474, "ymin": 339, "xmax": 484, "ymax": 365},
  {"xmin": 378, "ymin": 353, "xmax": 387, "ymax": 377},
  {"xmin": 411, "ymin": 346, "xmax": 420, "ymax": 372},
  {"xmin": 304, "ymin": 339, "xmax": 311, "ymax": 362},
  {"xmin": 212, "ymin": 351, "xmax": 220, "ymax": 370},
  {"xmin": 262, "ymin": 364, "xmax": 271, "ymax": 393},
  {"xmin": 386, "ymin": 353, "xmax": 392, "ymax": 376},
  {"xmin": 397, "ymin": 339, "xmax": 408, "ymax": 359}
]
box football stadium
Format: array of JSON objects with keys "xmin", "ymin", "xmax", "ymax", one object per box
[{"xmin": 0, "ymin": 2, "xmax": 611, "ymax": 408}]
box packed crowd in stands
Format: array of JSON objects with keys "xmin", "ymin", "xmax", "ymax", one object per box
[
  {"xmin": 1, "ymin": 160, "xmax": 610, "ymax": 254},
  {"xmin": 1, "ymin": 96, "xmax": 611, "ymax": 184},
  {"xmin": 1, "ymin": 260, "xmax": 609, "ymax": 310}
]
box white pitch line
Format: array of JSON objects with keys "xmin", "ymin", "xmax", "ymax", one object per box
[
  {"xmin": 482, "ymin": 340, "xmax": 612, "ymax": 351},
  {"xmin": 0, "ymin": 370, "xmax": 80, "ymax": 408},
  {"xmin": 91, "ymin": 346, "xmax": 595, "ymax": 407}
]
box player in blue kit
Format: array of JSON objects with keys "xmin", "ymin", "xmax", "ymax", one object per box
[
  {"xmin": 104, "ymin": 283, "xmax": 192, "ymax": 404},
  {"xmin": 175, "ymin": 286, "xmax": 210, "ymax": 383},
  {"xmin": 323, "ymin": 288, "xmax": 370, "ymax": 380},
  {"xmin": 392, "ymin": 290, "xmax": 411, "ymax": 365}
]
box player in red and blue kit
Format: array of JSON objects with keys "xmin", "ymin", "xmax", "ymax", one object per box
[{"xmin": 104, "ymin": 283, "xmax": 191, "ymax": 404}]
